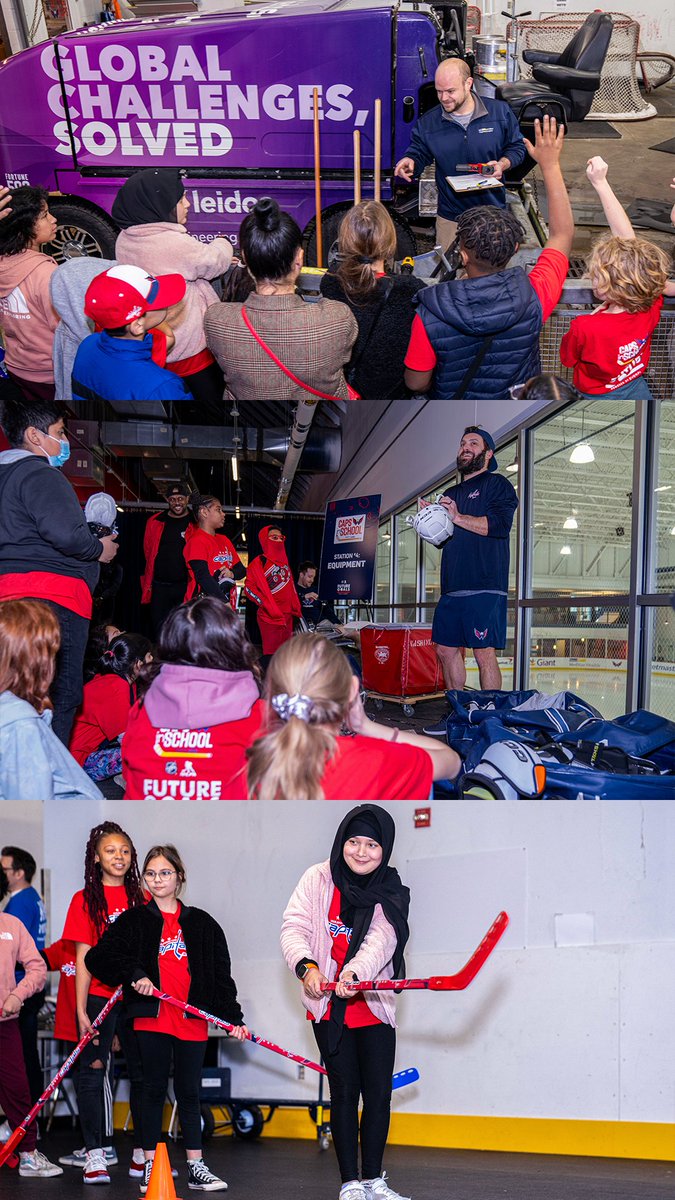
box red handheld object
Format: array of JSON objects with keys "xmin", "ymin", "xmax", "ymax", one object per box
[
  {"xmin": 455, "ymin": 162, "xmax": 496, "ymax": 175},
  {"xmin": 0, "ymin": 986, "xmax": 123, "ymax": 1169},
  {"xmin": 321, "ymin": 911, "xmax": 509, "ymax": 993}
]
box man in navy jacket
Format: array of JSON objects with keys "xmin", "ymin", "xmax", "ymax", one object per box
[
  {"xmin": 395, "ymin": 58, "xmax": 526, "ymax": 252},
  {"xmin": 420, "ymin": 427, "xmax": 518, "ymax": 730}
]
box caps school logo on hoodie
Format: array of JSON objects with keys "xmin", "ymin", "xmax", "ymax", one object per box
[{"xmin": 153, "ymin": 728, "xmax": 214, "ymax": 759}]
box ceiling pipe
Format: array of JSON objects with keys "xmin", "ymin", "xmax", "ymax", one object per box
[{"xmin": 274, "ymin": 398, "xmax": 319, "ymax": 510}]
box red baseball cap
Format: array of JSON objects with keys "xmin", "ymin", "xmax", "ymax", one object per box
[{"xmin": 84, "ymin": 264, "xmax": 186, "ymax": 327}]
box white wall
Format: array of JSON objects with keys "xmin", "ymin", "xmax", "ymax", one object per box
[
  {"xmin": 484, "ymin": 0, "xmax": 674, "ymax": 53},
  {"xmin": 40, "ymin": 800, "xmax": 675, "ymax": 1124}
]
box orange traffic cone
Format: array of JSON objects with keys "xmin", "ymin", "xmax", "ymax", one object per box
[{"xmin": 145, "ymin": 1143, "xmax": 183, "ymax": 1200}]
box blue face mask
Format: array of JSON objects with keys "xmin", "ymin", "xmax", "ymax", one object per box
[{"xmin": 42, "ymin": 433, "xmax": 71, "ymax": 469}]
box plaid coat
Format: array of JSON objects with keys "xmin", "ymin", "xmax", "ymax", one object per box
[{"xmin": 204, "ymin": 291, "xmax": 358, "ymax": 402}]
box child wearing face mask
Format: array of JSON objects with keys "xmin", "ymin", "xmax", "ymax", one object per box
[
  {"xmin": 244, "ymin": 525, "xmax": 302, "ymax": 655},
  {"xmin": 0, "ymin": 393, "xmax": 119, "ymax": 743}
]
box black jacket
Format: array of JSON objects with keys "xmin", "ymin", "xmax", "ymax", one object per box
[
  {"xmin": 320, "ymin": 272, "xmax": 424, "ymax": 399},
  {"xmin": 0, "ymin": 450, "xmax": 102, "ymax": 586},
  {"xmin": 84, "ymin": 899, "xmax": 244, "ymax": 1025}
]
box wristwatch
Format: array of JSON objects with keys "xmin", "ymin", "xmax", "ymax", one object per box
[{"xmin": 295, "ymin": 959, "xmax": 319, "ymax": 980}]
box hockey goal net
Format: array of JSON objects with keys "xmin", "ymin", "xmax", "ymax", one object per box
[{"xmin": 506, "ymin": 12, "xmax": 657, "ymax": 120}]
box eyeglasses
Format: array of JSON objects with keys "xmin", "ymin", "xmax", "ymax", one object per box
[{"xmin": 143, "ymin": 870, "xmax": 176, "ymax": 881}]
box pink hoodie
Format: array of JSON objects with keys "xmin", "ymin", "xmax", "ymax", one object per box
[
  {"xmin": 0, "ymin": 250, "xmax": 59, "ymax": 382},
  {"xmin": 114, "ymin": 223, "xmax": 233, "ymax": 363},
  {"xmin": 0, "ymin": 912, "xmax": 47, "ymax": 1021},
  {"xmin": 280, "ymin": 861, "xmax": 398, "ymax": 1027},
  {"xmin": 143, "ymin": 663, "xmax": 260, "ymax": 729}
]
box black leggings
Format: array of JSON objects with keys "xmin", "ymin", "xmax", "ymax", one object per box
[
  {"xmin": 313, "ymin": 1021, "xmax": 396, "ymax": 1184},
  {"xmin": 78, "ymin": 996, "xmax": 143, "ymax": 1151},
  {"xmin": 135, "ymin": 1032, "xmax": 207, "ymax": 1152}
]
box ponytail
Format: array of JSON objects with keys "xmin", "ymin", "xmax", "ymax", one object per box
[
  {"xmin": 247, "ymin": 634, "xmax": 354, "ymax": 800},
  {"xmin": 334, "ymin": 201, "xmax": 397, "ymax": 305}
]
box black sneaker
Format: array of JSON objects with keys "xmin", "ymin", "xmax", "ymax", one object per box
[
  {"xmin": 187, "ymin": 1159, "xmax": 228, "ymax": 1191},
  {"xmin": 421, "ymin": 717, "xmax": 448, "ymax": 738}
]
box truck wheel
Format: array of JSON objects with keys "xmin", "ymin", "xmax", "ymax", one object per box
[
  {"xmin": 230, "ymin": 1103, "xmax": 264, "ymax": 1140},
  {"xmin": 304, "ymin": 204, "xmax": 416, "ymax": 268},
  {"xmin": 44, "ymin": 202, "xmax": 118, "ymax": 262}
]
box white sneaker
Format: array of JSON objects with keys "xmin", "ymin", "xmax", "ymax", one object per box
[
  {"xmin": 363, "ymin": 1174, "xmax": 411, "ymax": 1200},
  {"xmin": 83, "ymin": 1149, "xmax": 111, "ymax": 1185},
  {"xmin": 339, "ymin": 1184, "xmax": 367, "ymax": 1200},
  {"xmin": 59, "ymin": 1145, "xmax": 118, "ymax": 1167},
  {"xmin": 187, "ymin": 1158, "xmax": 228, "ymax": 1191},
  {"xmin": 18, "ymin": 1150, "xmax": 64, "ymax": 1178}
]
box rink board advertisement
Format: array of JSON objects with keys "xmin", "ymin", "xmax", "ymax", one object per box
[{"xmin": 319, "ymin": 495, "xmax": 381, "ymax": 602}]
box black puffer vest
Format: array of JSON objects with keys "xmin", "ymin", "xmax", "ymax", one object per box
[{"xmin": 416, "ymin": 269, "xmax": 543, "ymax": 399}]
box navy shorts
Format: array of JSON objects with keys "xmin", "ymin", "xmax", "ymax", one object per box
[{"xmin": 432, "ymin": 592, "xmax": 507, "ymax": 649}]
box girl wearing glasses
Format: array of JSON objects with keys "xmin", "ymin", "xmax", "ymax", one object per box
[
  {"xmin": 86, "ymin": 844, "xmax": 248, "ymax": 1194},
  {"xmin": 61, "ymin": 822, "xmax": 145, "ymax": 1184}
]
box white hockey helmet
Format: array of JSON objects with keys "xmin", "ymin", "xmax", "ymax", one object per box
[
  {"xmin": 460, "ymin": 741, "xmax": 546, "ymax": 800},
  {"xmin": 406, "ymin": 504, "xmax": 454, "ymax": 547}
]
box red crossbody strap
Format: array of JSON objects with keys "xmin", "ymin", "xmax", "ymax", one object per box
[{"xmin": 241, "ymin": 304, "xmax": 344, "ymax": 402}]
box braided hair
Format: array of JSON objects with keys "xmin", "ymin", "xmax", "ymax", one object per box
[
  {"xmin": 189, "ymin": 490, "xmax": 219, "ymax": 524},
  {"xmin": 82, "ymin": 821, "xmax": 143, "ymax": 937},
  {"xmin": 456, "ymin": 206, "xmax": 524, "ymax": 271}
]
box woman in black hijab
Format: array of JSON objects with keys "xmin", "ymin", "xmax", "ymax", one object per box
[
  {"xmin": 112, "ymin": 168, "xmax": 234, "ymax": 415},
  {"xmin": 280, "ymin": 805, "xmax": 411, "ymax": 1200}
]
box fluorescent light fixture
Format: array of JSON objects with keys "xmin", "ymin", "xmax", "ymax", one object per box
[
  {"xmin": 655, "ymin": 485, "xmax": 672, "ymax": 493},
  {"xmin": 506, "ymin": 463, "xmax": 518, "ymax": 473},
  {"xmin": 231, "ymin": 455, "xmax": 239, "ymax": 482},
  {"xmin": 563, "ymin": 516, "xmax": 578, "ymax": 530},
  {"xmin": 569, "ymin": 443, "xmax": 595, "ymax": 464},
  {"xmin": 560, "ymin": 545, "xmax": 572, "ymax": 556},
  {"xmin": 242, "ymin": 531, "xmax": 246, "ymax": 542},
  {"xmin": 116, "ymin": 505, "xmax": 123, "ymax": 513},
  {"xmin": 235, "ymin": 505, "xmax": 241, "ymax": 519}
]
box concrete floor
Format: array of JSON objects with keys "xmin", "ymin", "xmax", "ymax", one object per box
[
  {"xmin": 529, "ymin": 81, "xmax": 675, "ymax": 257},
  {"xmin": 5, "ymin": 1132, "xmax": 675, "ymax": 1200}
]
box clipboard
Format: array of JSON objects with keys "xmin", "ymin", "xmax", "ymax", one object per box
[{"xmin": 446, "ymin": 175, "xmax": 504, "ymax": 193}]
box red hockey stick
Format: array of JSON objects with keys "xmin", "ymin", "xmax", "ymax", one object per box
[
  {"xmin": 150, "ymin": 989, "xmax": 418, "ymax": 1090},
  {"xmin": 0, "ymin": 986, "xmax": 123, "ymax": 1169},
  {"xmin": 321, "ymin": 910, "xmax": 509, "ymax": 993}
]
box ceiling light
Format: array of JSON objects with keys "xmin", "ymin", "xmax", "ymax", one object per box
[
  {"xmin": 670, "ymin": 525, "xmax": 675, "ymax": 536},
  {"xmin": 569, "ymin": 443, "xmax": 595, "ymax": 464},
  {"xmin": 560, "ymin": 545, "xmax": 572, "ymax": 556},
  {"xmin": 235, "ymin": 505, "xmax": 241, "ymax": 519},
  {"xmin": 655, "ymin": 485, "xmax": 671, "ymax": 493},
  {"xmin": 563, "ymin": 516, "xmax": 578, "ymax": 530},
  {"xmin": 231, "ymin": 455, "xmax": 239, "ymax": 482},
  {"xmin": 506, "ymin": 463, "xmax": 518, "ymax": 473}
]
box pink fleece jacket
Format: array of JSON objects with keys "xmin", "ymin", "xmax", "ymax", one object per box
[
  {"xmin": 280, "ymin": 860, "xmax": 397, "ymax": 1027},
  {"xmin": 0, "ymin": 912, "xmax": 47, "ymax": 1021},
  {"xmin": 114, "ymin": 223, "xmax": 233, "ymax": 363},
  {"xmin": 0, "ymin": 250, "xmax": 59, "ymax": 382}
]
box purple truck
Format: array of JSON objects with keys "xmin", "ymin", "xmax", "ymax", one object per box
[{"xmin": 0, "ymin": 0, "xmax": 467, "ymax": 260}]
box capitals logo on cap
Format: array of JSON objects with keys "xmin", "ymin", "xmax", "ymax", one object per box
[{"xmin": 84, "ymin": 264, "xmax": 186, "ymax": 329}]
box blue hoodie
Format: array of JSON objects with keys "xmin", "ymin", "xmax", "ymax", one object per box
[
  {"xmin": 71, "ymin": 331, "xmax": 192, "ymax": 403},
  {"xmin": 0, "ymin": 692, "xmax": 103, "ymax": 802}
]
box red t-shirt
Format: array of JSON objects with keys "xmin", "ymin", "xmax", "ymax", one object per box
[
  {"xmin": 404, "ymin": 248, "xmax": 569, "ymax": 372},
  {"xmin": 184, "ymin": 528, "xmax": 241, "ymax": 607},
  {"xmin": 322, "ymin": 888, "xmax": 381, "ymax": 1029},
  {"xmin": 559, "ymin": 297, "xmax": 663, "ymax": 393},
  {"xmin": 0, "ymin": 571, "xmax": 92, "ymax": 619},
  {"xmin": 135, "ymin": 904, "xmax": 207, "ymax": 1041},
  {"xmin": 321, "ymin": 735, "xmax": 433, "ymax": 801},
  {"xmin": 69, "ymin": 674, "xmax": 133, "ymax": 766},
  {"xmin": 62, "ymin": 886, "xmax": 131, "ymax": 999},
  {"xmin": 43, "ymin": 938, "xmax": 77, "ymax": 1042},
  {"xmin": 122, "ymin": 698, "xmax": 266, "ymax": 800}
]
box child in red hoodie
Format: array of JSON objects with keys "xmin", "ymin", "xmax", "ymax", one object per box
[
  {"xmin": 122, "ymin": 597, "xmax": 264, "ymax": 800},
  {"xmin": 245, "ymin": 526, "xmax": 302, "ymax": 655}
]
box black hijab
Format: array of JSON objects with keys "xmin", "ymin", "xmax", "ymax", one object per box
[
  {"xmin": 327, "ymin": 804, "xmax": 410, "ymax": 1051},
  {"xmin": 112, "ymin": 169, "xmax": 184, "ymax": 230}
]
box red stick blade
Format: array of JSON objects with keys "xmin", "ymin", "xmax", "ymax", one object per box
[{"xmin": 0, "ymin": 1126, "xmax": 26, "ymax": 1169}]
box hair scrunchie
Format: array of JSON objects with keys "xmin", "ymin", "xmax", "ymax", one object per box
[{"xmin": 271, "ymin": 692, "xmax": 314, "ymax": 722}]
